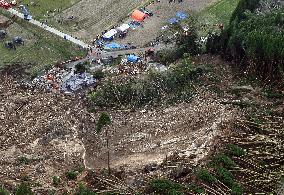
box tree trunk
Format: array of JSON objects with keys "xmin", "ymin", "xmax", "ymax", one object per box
[{"xmin": 106, "ymin": 129, "xmax": 110, "ymax": 175}]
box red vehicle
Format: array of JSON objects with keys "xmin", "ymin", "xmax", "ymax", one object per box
[{"xmin": 0, "ymin": 0, "xmax": 11, "ymax": 9}]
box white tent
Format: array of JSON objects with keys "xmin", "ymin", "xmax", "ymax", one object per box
[
  {"xmin": 117, "ymin": 24, "xmax": 130, "ymax": 32},
  {"xmin": 103, "ymin": 29, "xmax": 118, "ymax": 39}
]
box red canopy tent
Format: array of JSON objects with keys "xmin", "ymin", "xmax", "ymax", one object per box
[
  {"xmin": 131, "ymin": 10, "xmax": 147, "ymax": 22},
  {"xmin": 0, "ymin": 0, "xmax": 11, "ymax": 9}
]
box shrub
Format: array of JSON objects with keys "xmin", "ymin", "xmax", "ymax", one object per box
[
  {"xmin": 52, "ymin": 176, "xmax": 61, "ymax": 186},
  {"xmin": 186, "ymin": 183, "xmax": 205, "ymax": 194},
  {"xmin": 196, "ymin": 169, "xmax": 217, "ymax": 184},
  {"xmin": 230, "ymin": 0, "xmax": 261, "ymax": 22},
  {"xmin": 227, "ymin": 144, "xmax": 246, "ymax": 157},
  {"xmin": 148, "ymin": 179, "xmax": 184, "ymax": 195},
  {"xmin": 231, "ymin": 183, "xmax": 243, "ymax": 195},
  {"xmin": 0, "ymin": 186, "xmax": 9, "ymax": 195},
  {"xmin": 96, "ymin": 112, "xmax": 111, "ymax": 133},
  {"xmin": 15, "ymin": 182, "xmax": 33, "ymax": 195},
  {"xmin": 90, "ymin": 62, "xmax": 204, "ymax": 109},
  {"xmin": 75, "ymin": 63, "xmax": 87, "ymax": 74},
  {"xmin": 208, "ymin": 5, "xmax": 284, "ymax": 83},
  {"xmin": 211, "ymin": 154, "xmax": 236, "ymax": 168},
  {"xmin": 17, "ymin": 156, "xmax": 30, "ymax": 165},
  {"xmin": 93, "ymin": 70, "xmax": 105, "ymax": 80},
  {"xmin": 215, "ymin": 167, "xmax": 235, "ymax": 187},
  {"xmin": 75, "ymin": 183, "xmax": 97, "ymax": 195},
  {"xmin": 66, "ymin": 170, "xmax": 79, "ymax": 180}
]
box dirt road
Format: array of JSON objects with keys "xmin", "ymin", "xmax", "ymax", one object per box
[{"xmin": 58, "ymin": 0, "xmax": 216, "ymax": 43}]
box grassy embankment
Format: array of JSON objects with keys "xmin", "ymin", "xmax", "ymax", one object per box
[{"xmin": 0, "ymin": 9, "xmax": 87, "ymax": 78}]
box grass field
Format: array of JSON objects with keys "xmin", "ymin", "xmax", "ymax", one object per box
[
  {"xmin": 197, "ymin": 0, "xmax": 240, "ymax": 36},
  {"xmin": 19, "ymin": 0, "xmax": 80, "ymax": 19},
  {"xmin": 0, "ymin": 10, "xmax": 87, "ymax": 77}
]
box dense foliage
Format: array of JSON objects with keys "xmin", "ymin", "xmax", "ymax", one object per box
[
  {"xmin": 90, "ymin": 61, "xmax": 204, "ymax": 109},
  {"xmin": 207, "ymin": 0, "xmax": 284, "ymax": 83},
  {"xmin": 230, "ymin": 0, "xmax": 260, "ymax": 22}
]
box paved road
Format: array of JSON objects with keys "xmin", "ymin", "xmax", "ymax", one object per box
[
  {"xmin": 7, "ymin": 8, "xmax": 89, "ymax": 48},
  {"xmin": 64, "ymin": 44, "xmax": 166, "ymax": 69}
]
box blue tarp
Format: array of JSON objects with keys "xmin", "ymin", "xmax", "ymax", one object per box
[
  {"xmin": 127, "ymin": 54, "xmax": 139, "ymax": 62},
  {"xmin": 128, "ymin": 21, "xmax": 141, "ymax": 29},
  {"xmin": 176, "ymin": 11, "xmax": 188, "ymax": 20},
  {"xmin": 168, "ymin": 18, "xmax": 179, "ymax": 24},
  {"xmin": 104, "ymin": 42, "xmax": 121, "ymax": 50}
]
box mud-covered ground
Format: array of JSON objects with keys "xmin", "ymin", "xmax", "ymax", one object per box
[{"xmin": 0, "ymin": 55, "xmax": 243, "ymax": 192}]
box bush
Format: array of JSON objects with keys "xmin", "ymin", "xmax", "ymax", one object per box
[
  {"xmin": 147, "ymin": 179, "xmax": 184, "ymax": 195},
  {"xmin": 0, "ymin": 186, "xmax": 9, "ymax": 195},
  {"xmin": 196, "ymin": 169, "xmax": 217, "ymax": 184},
  {"xmin": 215, "ymin": 167, "xmax": 235, "ymax": 187},
  {"xmin": 211, "ymin": 154, "xmax": 236, "ymax": 168},
  {"xmin": 90, "ymin": 62, "xmax": 204, "ymax": 109},
  {"xmin": 227, "ymin": 144, "xmax": 246, "ymax": 157},
  {"xmin": 15, "ymin": 182, "xmax": 33, "ymax": 195},
  {"xmin": 207, "ymin": 2, "xmax": 284, "ymax": 83},
  {"xmin": 186, "ymin": 183, "xmax": 204, "ymax": 194},
  {"xmin": 52, "ymin": 176, "xmax": 61, "ymax": 186},
  {"xmin": 96, "ymin": 112, "xmax": 111, "ymax": 133},
  {"xmin": 66, "ymin": 171, "xmax": 79, "ymax": 180},
  {"xmin": 75, "ymin": 183, "xmax": 97, "ymax": 195},
  {"xmin": 17, "ymin": 156, "xmax": 30, "ymax": 165},
  {"xmin": 231, "ymin": 183, "xmax": 243, "ymax": 195},
  {"xmin": 230, "ymin": 0, "xmax": 261, "ymax": 22},
  {"xmin": 93, "ymin": 70, "xmax": 105, "ymax": 80},
  {"xmin": 75, "ymin": 63, "xmax": 87, "ymax": 74}
]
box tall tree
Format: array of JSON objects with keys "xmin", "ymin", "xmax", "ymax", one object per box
[{"xmin": 96, "ymin": 112, "xmax": 112, "ymax": 175}]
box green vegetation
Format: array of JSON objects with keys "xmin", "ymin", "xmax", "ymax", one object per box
[
  {"xmin": 147, "ymin": 179, "xmax": 184, "ymax": 195},
  {"xmin": 0, "ymin": 186, "xmax": 9, "ymax": 195},
  {"xmin": 226, "ymin": 144, "xmax": 246, "ymax": 157},
  {"xmin": 75, "ymin": 183, "xmax": 97, "ymax": 195},
  {"xmin": 196, "ymin": 168, "xmax": 217, "ymax": 184},
  {"xmin": 20, "ymin": 0, "xmax": 80, "ymax": 19},
  {"xmin": 211, "ymin": 154, "xmax": 236, "ymax": 168},
  {"xmin": 207, "ymin": 0, "xmax": 284, "ymax": 83},
  {"xmin": 186, "ymin": 183, "xmax": 205, "ymax": 194},
  {"xmin": 0, "ymin": 10, "xmax": 86, "ymax": 78},
  {"xmin": 197, "ymin": 0, "xmax": 241, "ymax": 36},
  {"xmin": 66, "ymin": 170, "xmax": 79, "ymax": 180},
  {"xmin": 90, "ymin": 61, "xmax": 204, "ymax": 109},
  {"xmin": 92, "ymin": 70, "xmax": 105, "ymax": 80},
  {"xmin": 52, "ymin": 176, "xmax": 61, "ymax": 186},
  {"xmin": 65, "ymin": 165, "xmax": 85, "ymax": 180},
  {"xmin": 15, "ymin": 182, "xmax": 33, "ymax": 195},
  {"xmin": 96, "ymin": 112, "xmax": 111, "ymax": 133},
  {"xmin": 230, "ymin": 0, "xmax": 260, "ymax": 22},
  {"xmin": 215, "ymin": 167, "xmax": 235, "ymax": 187},
  {"xmin": 17, "ymin": 156, "xmax": 30, "ymax": 165}
]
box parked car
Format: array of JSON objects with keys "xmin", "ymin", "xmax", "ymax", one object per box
[{"xmin": 139, "ymin": 8, "xmax": 153, "ymax": 17}]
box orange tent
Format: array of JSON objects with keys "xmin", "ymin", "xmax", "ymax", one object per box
[{"xmin": 131, "ymin": 10, "xmax": 147, "ymax": 21}]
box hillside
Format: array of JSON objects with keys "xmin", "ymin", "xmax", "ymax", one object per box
[{"xmin": 0, "ymin": 0, "xmax": 283, "ymax": 194}]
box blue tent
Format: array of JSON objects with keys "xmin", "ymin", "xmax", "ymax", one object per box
[
  {"xmin": 127, "ymin": 54, "xmax": 139, "ymax": 62},
  {"xmin": 168, "ymin": 18, "xmax": 179, "ymax": 24},
  {"xmin": 104, "ymin": 42, "xmax": 121, "ymax": 50},
  {"xmin": 176, "ymin": 11, "xmax": 188, "ymax": 20}
]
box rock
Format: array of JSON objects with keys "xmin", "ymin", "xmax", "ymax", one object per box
[
  {"xmin": 169, "ymin": 166, "xmax": 191, "ymax": 179},
  {"xmin": 144, "ymin": 163, "xmax": 158, "ymax": 173},
  {"xmin": 232, "ymin": 85, "xmax": 254, "ymax": 92}
]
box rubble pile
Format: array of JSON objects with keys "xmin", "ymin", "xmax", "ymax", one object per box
[
  {"xmin": 31, "ymin": 66, "xmax": 96, "ymax": 93},
  {"xmin": 0, "ymin": 77, "xmax": 96, "ymax": 188}
]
